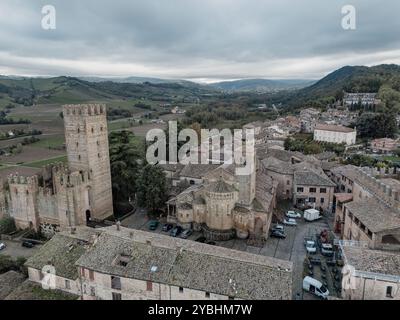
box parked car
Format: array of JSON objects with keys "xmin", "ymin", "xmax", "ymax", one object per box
[
  {"xmin": 170, "ymin": 226, "xmax": 183, "ymax": 237},
  {"xmin": 272, "ymin": 224, "xmax": 284, "ymax": 232},
  {"xmin": 321, "ymin": 243, "xmax": 334, "ymax": 257},
  {"xmin": 309, "ymin": 257, "xmax": 322, "ymax": 265},
  {"xmin": 180, "ymin": 229, "xmax": 193, "ymax": 239},
  {"xmin": 304, "ymin": 240, "xmax": 317, "ymax": 254},
  {"xmin": 303, "ymin": 276, "xmax": 329, "ymax": 299},
  {"xmin": 283, "ymin": 218, "xmax": 297, "ymax": 226},
  {"xmin": 22, "ymin": 241, "xmax": 34, "ymax": 248},
  {"xmin": 286, "ymin": 210, "xmax": 301, "ymax": 219},
  {"xmin": 270, "ymin": 230, "xmax": 286, "ymax": 239},
  {"xmin": 195, "ymin": 236, "xmax": 206, "ymax": 243},
  {"xmin": 162, "ymin": 223, "xmax": 173, "ymax": 232},
  {"xmin": 0, "ymin": 242, "xmax": 6, "ymax": 250},
  {"xmin": 148, "ymin": 220, "xmax": 159, "ymax": 231}
]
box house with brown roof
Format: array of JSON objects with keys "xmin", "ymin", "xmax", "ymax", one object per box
[
  {"xmin": 370, "ymin": 138, "xmax": 399, "ymax": 154},
  {"xmin": 332, "ymin": 166, "xmax": 400, "ymax": 248},
  {"xmin": 340, "ymin": 243, "xmax": 400, "ymax": 300}
]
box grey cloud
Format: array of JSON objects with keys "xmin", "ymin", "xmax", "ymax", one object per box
[{"xmin": 0, "ymin": 0, "xmax": 400, "ymax": 80}]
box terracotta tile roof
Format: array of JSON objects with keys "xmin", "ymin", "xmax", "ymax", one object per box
[
  {"xmin": 76, "ymin": 227, "xmax": 293, "ymax": 300},
  {"xmin": 342, "ymin": 246, "xmax": 400, "ymax": 277},
  {"xmin": 345, "ymin": 199, "xmax": 400, "ymax": 233},
  {"xmin": 315, "ymin": 124, "xmax": 355, "ymax": 133}
]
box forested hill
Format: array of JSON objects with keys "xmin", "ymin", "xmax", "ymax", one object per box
[{"xmin": 276, "ymin": 64, "xmax": 400, "ymax": 112}]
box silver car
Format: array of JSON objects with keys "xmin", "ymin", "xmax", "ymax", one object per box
[{"xmin": 180, "ymin": 229, "xmax": 193, "ymax": 239}]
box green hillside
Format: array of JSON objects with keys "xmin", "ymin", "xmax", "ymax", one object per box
[{"xmin": 0, "ymin": 76, "xmax": 217, "ymax": 108}]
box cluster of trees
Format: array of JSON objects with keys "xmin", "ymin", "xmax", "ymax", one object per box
[
  {"xmin": 0, "ymin": 255, "xmax": 27, "ymax": 275},
  {"xmin": 0, "ymin": 128, "xmax": 42, "ymax": 140},
  {"xmin": 109, "ymin": 131, "xmax": 168, "ymax": 217},
  {"xmin": 284, "ymin": 137, "xmax": 345, "ymax": 155},
  {"xmin": 0, "ymin": 111, "xmax": 30, "ymax": 125},
  {"xmin": 107, "ymin": 108, "xmax": 132, "ymax": 120},
  {"xmin": 343, "ymin": 154, "xmax": 390, "ymax": 168},
  {"xmin": 184, "ymin": 103, "xmax": 248, "ymax": 127},
  {"xmin": 355, "ymin": 112, "xmax": 398, "ymax": 139},
  {"xmin": 0, "ymin": 216, "xmax": 16, "ymax": 234},
  {"xmin": 21, "ymin": 136, "xmax": 40, "ymax": 145}
]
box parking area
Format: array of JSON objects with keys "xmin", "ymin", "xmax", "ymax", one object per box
[
  {"xmin": 0, "ymin": 240, "xmax": 41, "ymax": 259},
  {"xmin": 121, "ymin": 207, "xmax": 340, "ymax": 299}
]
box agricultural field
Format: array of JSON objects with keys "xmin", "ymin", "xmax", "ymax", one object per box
[{"xmin": 0, "ymin": 99, "xmax": 184, "ymax": 175}]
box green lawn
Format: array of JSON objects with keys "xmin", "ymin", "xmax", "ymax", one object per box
[
  {"xmin": 381, "ymin": 155, "xmax": 400, "ymax": 162},
  {"xmin": 30, "ymin": 135, "xmax": 65, "ymax": 148},
  {"xmin": 24, "ymin": 155, "xmax": 67, "ymax": 168}
]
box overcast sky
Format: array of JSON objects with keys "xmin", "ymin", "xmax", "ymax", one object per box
[{"xmin": 1, "ymin": 0, "xmax": 400, "ymax": 82}]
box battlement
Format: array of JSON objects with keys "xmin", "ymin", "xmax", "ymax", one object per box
[
  {"xmin": 63, "ymin": 104, "xmax": 106, "ymax": 117},
  {"xmin": 54, "ymin": 169, "xmax": 91, "ymax": 188},
  {"xmin": 8, "ymin": 174, "xmax": 39, "ymax": 186},
  {"xmin": 355, "ymin": 167, "xmax": 400, "ymax": 207}
]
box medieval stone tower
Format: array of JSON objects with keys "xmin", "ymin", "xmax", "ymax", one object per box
[{"xmin": 63, "ymin": 104, "xmax": 113, "ymax": 221}]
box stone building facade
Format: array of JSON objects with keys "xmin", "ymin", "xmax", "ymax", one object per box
[
  {"xmin": 0, "ymin": 104, "xmax": 113, "ymax": 236},
  {"xmin": 313, "ymin": 124, "xmax": 356, "ymax": 145},
  {"xmin": 331, "ymin": 165, "xmax": 400, "ymax": 249}
]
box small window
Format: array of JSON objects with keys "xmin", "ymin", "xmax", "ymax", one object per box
[
  {"xmin": 297, "ymin": 187, "xmax": 304, "ymax": 192},
  {"xmin": 78, "ymin": 128, "xmax": 80, "ymax": 133},
  {"xmin": 320, "ymin": 198, "xmax": 325, "ymax": 204},
  {"xmin": 91, "ymin": 128, "xmax": 94, "ymax": 133},
  {"xmin": 386, "ymin": 286, "xmax": 393, "ymax": 298},
  {"xmin": 309, "ymin": 188, "xmax": 316, "ymax": 193},
  {"xmin": 90, "ymin": 286, "xmax": 95, "ymax": 296},
  {"xmin": 97, "ymin": 141, "xmax": 100, "ymax": 146},
  {"xmin": 111, "ymin": 276, "xmax": 121, "ymax": 290},
  {"xmin": 309, "ymin": 197, "xmax": 316, "ymax": 203},
  {"xmin": 98, "ymin": 153, "xmax": 100, "ymax": 158},
  {"xmin": 189, "ymin": 180, "xmax": 195, "ymax": 185},
  {"xmin": 112, "ymin": 292, "xmax": 122, "ymax": 300},
  {"xmin": 179, "ymin": 287, "xmax": 184, "ymax": 293},
  {"xmin": 100, "ymin": 126, "xmax": 103, "ymax": 131},
  {"xmin": 65, "ymin": 280, "xmax": 71, "ymax": 290},
  {"xmin": 205, "ymin": 292, "xmax": 210, "ymax": 298},
  {"xmin": 78, "ymin": 155, "xmax": 81, "ymax": 160},
  {"xmin": 76, "ymin": 142, "xmax": 79, "ymax": 147},
  {"xmin": 146, "ymin": 281, "xmax": 153, "ymax": 292},
  {"xmin": 320, "ymin": 188, "xmax": 326, "ymax": 193},
  {"xmin": 286, "ymin": 180, "xmax": 290, "ymax": 185}
]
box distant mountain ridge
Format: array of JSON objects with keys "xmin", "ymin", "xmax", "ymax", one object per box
[{"xmin": 209, "ymin": 78, "xmax": 315, "ymax": 92}]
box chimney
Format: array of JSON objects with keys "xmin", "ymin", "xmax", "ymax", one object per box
[{"xmin": 116, "ymin": 220, "xmax": 121, "ymax": 231}]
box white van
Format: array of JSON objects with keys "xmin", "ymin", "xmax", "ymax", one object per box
[
  {"xmin": 303, "ymin": 276, "xmax": 329, "ymax": 299},
  {"xmin": 304, "ymin": 209, "xmax": 321, "ymax": 222}
]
